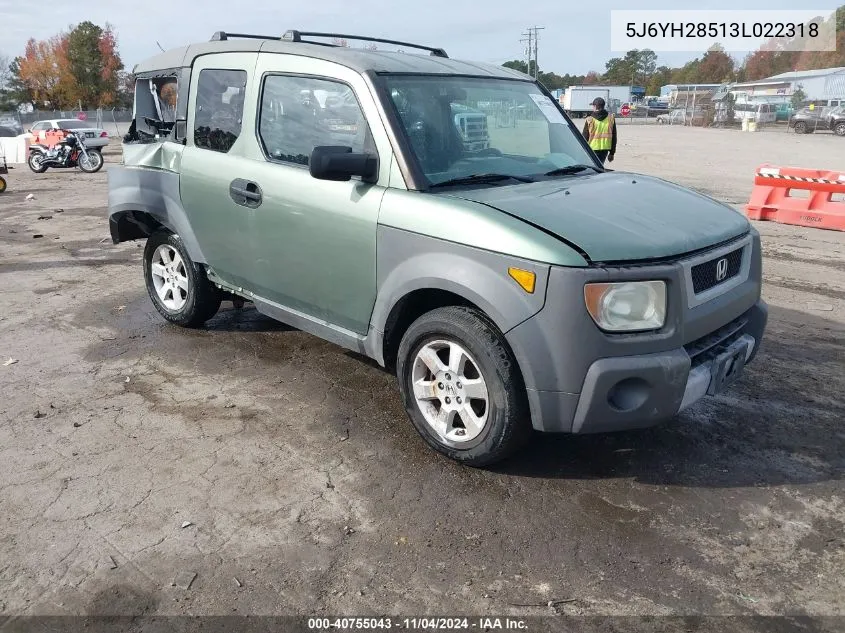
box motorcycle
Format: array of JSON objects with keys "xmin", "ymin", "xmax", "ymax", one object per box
[
  {"xmin": 0, "ymin": 150, "xmax": 7, "ymax": 193},
  {"xmin": 28, "ymin": 130, "xmax": 104, "ymax": 174}
]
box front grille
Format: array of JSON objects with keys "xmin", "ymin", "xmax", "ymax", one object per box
[
  {"xmin": 463, "ymin": 117, "xmax": 487, "ymax": 141},
  {"xmin": 691, "ymin": 247, "xmax": 743, "ymax": 294},
  {"xmin": 684, "ymin": 314, "xmax": 748, "ymax": 367}
]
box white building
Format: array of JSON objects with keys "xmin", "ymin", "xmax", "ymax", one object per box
[{"xmin": 729, "ymin": 67, "xmax": 845, "ymax": 104}]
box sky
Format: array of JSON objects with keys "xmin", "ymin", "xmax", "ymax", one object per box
[{"xmin": 0, "ymin": 0, "xmax": 835, "ymax": 76}]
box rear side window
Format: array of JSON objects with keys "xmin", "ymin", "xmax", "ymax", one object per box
[{"xmin": 194, "ymin": 69, "xmax": 248, "ymax": 153}]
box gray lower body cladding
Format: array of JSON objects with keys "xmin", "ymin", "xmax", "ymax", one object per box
[
  {"xmin": 506, "ymin": 230, "xmax": 767, "ymax": 433},
  {"xmin": 108, "ymin": 165, "xmax": 206, "ymax": 264}
]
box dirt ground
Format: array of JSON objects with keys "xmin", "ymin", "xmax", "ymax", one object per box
[{"xmin": 1, "ymin": 126, "xmax": 844, "ymax": 628}]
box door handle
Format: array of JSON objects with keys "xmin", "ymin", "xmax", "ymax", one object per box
[{"xmin": 229, "ymin": 179, "xmax": 263, "ymax": 207}]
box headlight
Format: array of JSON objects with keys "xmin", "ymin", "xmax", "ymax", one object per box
[{"xmin": 584, "ymin": 281, "xmax": 666, "ymax": 332}]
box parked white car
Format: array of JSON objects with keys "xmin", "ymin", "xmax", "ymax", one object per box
[{"xmin": 29, "ymin": 119, "xmax": 111, "ymax": 150}]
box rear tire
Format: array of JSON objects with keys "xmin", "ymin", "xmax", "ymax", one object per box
[
  {"xmin": 143, "ymin": 230, "xmax": 222, "ymax": 328},
  {"xmin": 28, "ymin": 153, "xmax": 47, "ymax": 173},
  {"xmin": 396, "ymin": 306, "xmax": 531, "ymax": 467},
  {"xmin": 0, "ymin": 176, "xmax": 6, "ymax": 193}
]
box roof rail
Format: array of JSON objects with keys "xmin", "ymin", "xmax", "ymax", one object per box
[
  {"xmin": 282, "ymin": 30, "xmax": 448, "ymax": 58},
  {"xmin": 210, "ymin": 31, "xmax": 282, "ymax": 42}
]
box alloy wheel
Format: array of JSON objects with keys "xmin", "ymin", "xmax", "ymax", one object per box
[
  {"xmin": 411, "ymin": 339, "xmax": 490, "ymax": 444},
  {"xmin": 150, "ymin": 244, "xmax": 189, "ymax": 311}
]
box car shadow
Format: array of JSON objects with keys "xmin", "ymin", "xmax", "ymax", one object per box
[
  {"xmin": 205, "ymin": 303, "xmax": 295, "ymax": 333},
  {"xmin": 490, "ymin": 304, "xmax": 845, "ymax": 488}
]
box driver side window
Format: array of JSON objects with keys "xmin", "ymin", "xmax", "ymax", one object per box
[{"xmin": 258, "ymin": 75, "xmax": 375, "ymax": 167}]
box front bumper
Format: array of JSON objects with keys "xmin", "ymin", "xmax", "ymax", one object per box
[
  {"xmin": 569, "ymin": 300, "xmax": 766, "ymax": 433},
  {"xmin": 505, "ymin": 231, "xmax": 768, "ymax": 434}
]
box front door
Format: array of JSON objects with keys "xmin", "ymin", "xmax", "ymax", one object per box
[
  {"xmin": 179, "ymin": 52, "xmax": 259, "ymax": 290},
  {"xmin": 239, "ymin": 54, "xmax": 392, "ymax": 335}
]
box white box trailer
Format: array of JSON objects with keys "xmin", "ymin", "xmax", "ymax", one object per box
[
  {"xmin": 561, "ymin": 87, "xmax": 610, "ymax": 118},
  {"xmin": 601, "ymin": 85, "xmax": 635, "ymax": 111}
]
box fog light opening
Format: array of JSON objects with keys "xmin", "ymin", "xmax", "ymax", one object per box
[{"xmin": 607, "ymin": 378, "xmax": 651, "ymax": 413}]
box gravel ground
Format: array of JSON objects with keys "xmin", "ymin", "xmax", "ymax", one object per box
[{"xmin": 1, "ymin": 127, "xmax": 844, "ymax": 629}]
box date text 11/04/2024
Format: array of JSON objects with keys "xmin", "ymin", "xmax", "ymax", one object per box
[
  {"xmin": 625, "ymin": 22, "xmax": 820, "ymax": 38},
  {"xmin": 307, "ymin": 617, "xmax": 528, "ymax": 630}
]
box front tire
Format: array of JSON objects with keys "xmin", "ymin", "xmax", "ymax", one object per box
[
  {"xmin": 0, "ymin": 176, "xmax": 6, "ymax": 193},
  {"xmin": 143, "ymin": 231, "xmax": 222, "ymax": 327},
  {"xmin": 78, "ymin": 150, "xmax": 103, "ymax": 173},
  {"xmin": 28, "ymin": 153, "xmax": 47, "ymax": 173},
  {"xmin": 834, "ymin": 122, "xmax": 845, "ymax": 137},
  {"xmin": 396, "ymin": 306, "xmax": 531, "ymax": 467}
]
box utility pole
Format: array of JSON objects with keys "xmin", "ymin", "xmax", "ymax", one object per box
[
  {"xmin": 520, "ymin": 27, "xmax": 545, "ymax": 80},
  {"xmin": 532, "ymin": 26, "xmax": 544, "ymax": 80},
  {"xmin": 519, "ymin": 26, "xmax": 546, "ymax": 79},
  {"xmin": 520, "ymin": 29, "xmax": 533, "ymax": 77}
]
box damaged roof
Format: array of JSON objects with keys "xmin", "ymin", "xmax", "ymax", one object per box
[{"xmin": 132, "ymin": 38, "xmax": 529, "ymax": 80}]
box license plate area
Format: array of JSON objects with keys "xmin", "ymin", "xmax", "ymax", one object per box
[{"xmin": 707, "ymin": 339, "xmax": 749, "ymax": 395}]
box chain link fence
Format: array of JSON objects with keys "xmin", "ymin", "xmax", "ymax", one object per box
[{"xmin": 0, "ymin": 109, "xmax": 133, "ymax": 137}]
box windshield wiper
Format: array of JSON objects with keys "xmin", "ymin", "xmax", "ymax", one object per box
[
  {"xmin": 544, "ymin": 164, "xmax": 603, "ymax": 177},
  {"xmin": 429, "ymin": 173, "xmax": 535, "ymax": 189}
]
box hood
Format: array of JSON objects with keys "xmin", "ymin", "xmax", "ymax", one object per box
[{"xmin": 445, "ymin": 172, "xmax": 750, "ymax": 263}]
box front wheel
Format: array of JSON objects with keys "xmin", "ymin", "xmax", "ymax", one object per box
[
  {"xmin": 0, "ymin": 176, "xmax": 6, "ymax": 193},
  {"xmin": 396, "ymin": 306, "xmax": 531, "ymax": 467},
  {"xmin": 834, "ymin": 122, "xmax": 845, "ymax": 137},
  {"xmin": 28, "ymin": 153, "xmax": 47, "ymax": 173},
  {"xmin": 78, "ymin": 150, "xmax": 103, "ymax": 173},
  {"xmin": 143, "ymin": 230, "xmax": 222, "ymax": 327}
]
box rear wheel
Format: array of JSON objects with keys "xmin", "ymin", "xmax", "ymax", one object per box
[
  {"xmin": 396, "ymin": 306, "xmax": 531, "ymax": 467},
  {"xmin": 143, "ymin": 230, "xmax": 222, "ymax": 327},
  {"xmin": 28, "ymin": 153, "xmax": 47, "ymax": 173},
  {"xmin": 0, "ymin": 176, "xmax": 6, "ymax": 193}
]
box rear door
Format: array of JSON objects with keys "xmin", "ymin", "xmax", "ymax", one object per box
[{"xmin": 178, "ymin": 52, "xmax": 259, "ymax": 289}]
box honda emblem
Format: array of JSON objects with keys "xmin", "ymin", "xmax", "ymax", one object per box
[{"xmin": 715, "ymin": 258, "xmax": 729, "ymax": 282}]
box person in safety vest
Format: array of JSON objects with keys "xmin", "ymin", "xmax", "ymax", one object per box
[{"xmin": 582, "ymin": 97, "xmax": 617, "ymax": 165}]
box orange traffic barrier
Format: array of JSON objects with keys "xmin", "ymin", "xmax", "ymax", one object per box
[{"xmin": 745, "ymin": 164, "xmax": 845, "ymax": 232}]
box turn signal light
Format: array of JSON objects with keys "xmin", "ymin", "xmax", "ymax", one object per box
[{"xmin": 508, "ymin": 267, "xmax": 536, "ymax": 294}]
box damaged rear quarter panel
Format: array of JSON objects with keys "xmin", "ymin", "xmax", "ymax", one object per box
[{"xmin": 108, "ymin": 151, "xmax": 207, "ymax": 264}]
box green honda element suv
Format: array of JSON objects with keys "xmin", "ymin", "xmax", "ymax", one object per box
[{"xmin": 109, "ymin": 30, "xmax": 768, "ymax": 466}]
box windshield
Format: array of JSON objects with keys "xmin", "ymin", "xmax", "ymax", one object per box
[
  {"xmin": 57, "ymin": 120, "xmax": 93, "ymax": 129},
  {"xmin": 382, "ymin": 75, "xmax": 598, "ymax": 187}
]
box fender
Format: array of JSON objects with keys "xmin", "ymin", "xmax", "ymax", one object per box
[
  {"xmin": 366, "ymin": 225, "xmax": 551, "ymax": 365},
  {"xmin": 107, "ymin": 165, "xmax": 207, "ymax": 264}
]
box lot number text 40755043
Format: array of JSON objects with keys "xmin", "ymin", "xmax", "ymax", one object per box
[{"xmin": 307, "ymin": 617, "xmax": 528, "ymax": 630}]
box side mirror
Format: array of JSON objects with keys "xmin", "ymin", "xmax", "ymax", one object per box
[{"xmin": 310, "ymin": 146, "xmax": 377, "ymax": 182}]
